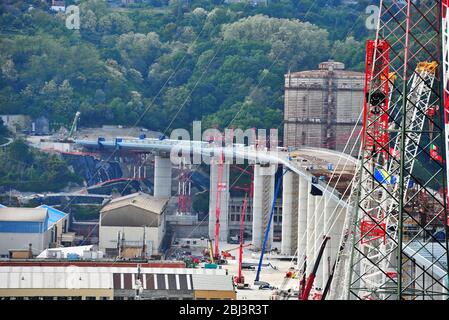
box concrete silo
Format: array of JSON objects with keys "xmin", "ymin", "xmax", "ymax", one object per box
[{"xmin": 283, "ymin": 60, "xmax": 364, "ymax": 155}]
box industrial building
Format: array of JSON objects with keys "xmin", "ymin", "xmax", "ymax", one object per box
[
  {"xmin": 0, "ymin": 261, "xmax": 236, "ymax": 300},
  {"xmin": 99, "ymin": 192, "xmax": 169, "ymax": 258},
  {"xmin": 283, "ymin": 60, "xmax": 364, "ymax": 155},
  {"xmin": 0, "ymin": 205, "xmax": 69, "ymax": 257}
]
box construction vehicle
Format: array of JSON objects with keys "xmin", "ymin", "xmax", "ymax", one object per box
[
  {"xmin": 56, "ymin": 111, "xmax": 81, "ymax": 143},
  {"xmin": 272, "ymin": 267, "xmax": 297, "ymax": 300},
  {"xmin": 203, "ymin": 238, "xmax": 215, "ymax": 264}
]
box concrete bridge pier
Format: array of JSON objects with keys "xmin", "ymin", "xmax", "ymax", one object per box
[
  {"xmin": 323, "ymin": 194, "xmax": 337, "ymax": 286},
  {"xmin": 306, "ymin": 182, "xmax": 316, "ymax": 275},
  {"xmin": 325, "ymin": 201, "xmax": 346, "ymax": 287},
  {"xmin": 208, "ymin": 157, "xmax": 230, "ymax": 241},
  {"xmin": 313, "ymin": 192, "xmax": 326, "ymax": 293},
  {"xmin": 281, "ymin": 170, "xmax": 299, "ymax": 255},
  {"xmin": 154, "ymin": 154, "xmax": 172, "ymax": 198},
  {"xmin": 252, "ymin": 163, "xmax": 276, "ymax": 251}
]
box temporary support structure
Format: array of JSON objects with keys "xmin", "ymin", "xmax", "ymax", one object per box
[{"xmin": 333, "ymin": 0, "xmax": 449, "ymax": 300}]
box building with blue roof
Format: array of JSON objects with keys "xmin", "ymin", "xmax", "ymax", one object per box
[{"xmin": 0, "ymin": 205, "xmax": 69, "ymax": 257}]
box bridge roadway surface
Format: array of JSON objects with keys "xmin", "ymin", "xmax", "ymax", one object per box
[{"xmin": 75, "ymin": 137, "xmax": 357, "ymax": 208}]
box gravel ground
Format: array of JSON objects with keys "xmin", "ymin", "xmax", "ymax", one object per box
[{"xmin": 218, "ymin": 241, "xmax": 299, "ymax": 300}]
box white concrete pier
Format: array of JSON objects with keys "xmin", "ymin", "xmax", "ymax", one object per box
[
  {"xmin": 281, "ymin": 170, "xmax": 299, "ymax": 255},
  {"xmin": 314, "ymin": 193, "xmax": 325, "ymax": 292},
  {"xmin": 154, "ymin": 155, "xmax": 172, "ymax": 198},
  {"xmin": 306, "ymin": 182, "xmax": 316, "ymax": 276},
  {"xmin": 297, "ymin": 176, "xmax": 308, "ymax": 270},
  {"xmin": 252, "ymin": 163, "xmax": 276, "ymax": 251}
]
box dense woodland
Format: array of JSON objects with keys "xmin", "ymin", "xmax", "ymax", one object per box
[
  {"xmin": 0, "ymin": 0, "xmax": 374, "ymax": 192},
  {"xmin": 0, "ymin": 0, "xmax": 372, "ymax": 133}
]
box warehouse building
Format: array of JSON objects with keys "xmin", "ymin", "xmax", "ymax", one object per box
[
  {"xmin": 284, "ymin": 60, "xmax": 364, "ymax": 155},
  {"xmin": 0, "ymin": 261, "xmax": 236, "ymax": 300},
  {"xmin": 0, "ymin": 205, "xmax": 69, "ymax": 257},
  {"xmin": 99, "ymin": 192, "xmax": 169, "ymax": 258}
]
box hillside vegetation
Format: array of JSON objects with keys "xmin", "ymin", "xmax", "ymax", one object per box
[{"xmin": 0, "ymin": 0, "xmax": 371, "ymax": 135}]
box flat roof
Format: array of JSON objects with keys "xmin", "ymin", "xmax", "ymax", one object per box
[
  {"xmin": 0, "ymin": 266, "xmax": 230, "ymax": 290},
  {"xmin": 0, "ymin": 208, "xmax": 47, "ymax": 222},
  {"xmin": 192, "ymin": 274, "xmax": 235, "ymax": 291}
]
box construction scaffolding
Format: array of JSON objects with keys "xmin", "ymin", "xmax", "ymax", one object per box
[{"xmin": 343, "ymin": 0, "xmax": 449, "ymax": 300}]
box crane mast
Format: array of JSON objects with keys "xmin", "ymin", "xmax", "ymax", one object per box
[
  {"xmin": 335, "ymin": 0, "xmax": 449, "ymax": 300},
  {"xmin": 442, "ymin": 0, "xmax": 449, "ymax": 210}
]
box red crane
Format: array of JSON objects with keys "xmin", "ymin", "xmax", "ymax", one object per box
[
  {"xmin": 232, "ymin": 165, "xmax": 254, "ymax": 287},
  {"xmin": 234, "ymin": 194, "xmax": 248, "ymax": 286},
  {"xmin": 300, "ymin": 237, "xmax": 330, "ymax": 300},
  {"xmin": 213, "ymin": 151, "xmax": 225, "ymax": 260}
]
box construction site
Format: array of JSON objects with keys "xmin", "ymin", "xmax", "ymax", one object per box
[{"xmin": 1, "ymin": 0, "xmax": 449, "ymax": 302}]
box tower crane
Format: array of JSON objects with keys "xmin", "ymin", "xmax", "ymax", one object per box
[
  {"xmin": 329, "ymin": 41, "xmax": 438, "ymax": 299},
  {"xmin": 353, "ymin": 61, "xmax": 437, "ymax": 299},
  {"xmin": 234, "ymin": 194, "xmax": 249, "ymax": 288},
  {"xmin": 442, "ymin": 0, "xmax": 449, "ymax": 214}
]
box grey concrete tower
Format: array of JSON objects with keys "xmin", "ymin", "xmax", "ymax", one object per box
[{"xmin": 252, "ymin": 163, "xmax": 276, "ymax": 251}]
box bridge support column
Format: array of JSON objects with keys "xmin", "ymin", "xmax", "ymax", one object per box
[
  {"xmin": 252, "ymin": 163, "xmax": 276, "ymax": 251},
  {"xmin": 314, "ymin": 191, "xmax": 325, "ymax": 293},
  {"xmin": 154, "ymin": 155, "xmax": 172, "ymax": 198},
  {"xmin": 325, "ymin": 201, "xmax": 346, "ymax": 291},
  {"xmin": 281, "ymin": 170, "xmax": 299, "ymax": 255},
  {"xmin": 306, "ymin": 182, "xmax": 316, "ymax": 276},
  {"xmin": 208, "ymin": 158, "xmax": 230, "ymax": 241},
  {"xmin": 323, "ymin": 194, "xmax": 337, "ymax": 287},
  {"xmin": 297, "ymin": 176, "xmax": 308, "ymax": 270}
]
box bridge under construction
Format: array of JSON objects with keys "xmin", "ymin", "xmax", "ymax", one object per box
[{"xmin": 32, "ymin": 0, "xmax": 446, "ymax": 300}]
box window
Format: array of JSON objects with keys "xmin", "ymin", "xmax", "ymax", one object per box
[
  {"xmin": 85, "ymin": 296, "xmax": 96, "ymax": 300},
  {"xmin": 114, "ymin": 297, "xmax": 124, "ymax": 300},
  {"xmin": 192, "ymin": 240, "xmax": 197, "ymax": 245},
  {"xmin": 100, "ymin": 297, "xmax": 109, "ymax": 300}
]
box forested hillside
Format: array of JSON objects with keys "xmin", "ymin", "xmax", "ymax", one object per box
[{"xmin": 0, "ymin": 0, "xmax": 372, "ymax": 134}]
